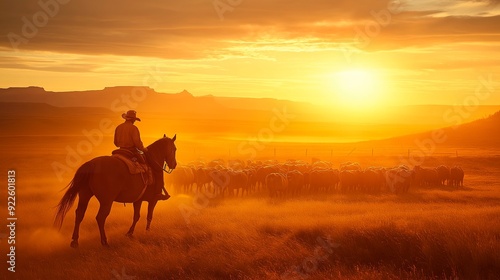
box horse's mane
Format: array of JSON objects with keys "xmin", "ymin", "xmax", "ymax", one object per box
[{"xmin": 148, "ymin": 137, "xmax": 169, "ymax": 148}]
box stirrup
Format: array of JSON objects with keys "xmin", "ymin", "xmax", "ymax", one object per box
[{"xmin": 155, "ymin": 194, "xmax": 170, "ymax": 201}]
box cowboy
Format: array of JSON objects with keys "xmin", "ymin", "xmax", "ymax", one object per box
[
  {"xmin": 114, "ymin": 110, "xmax": 170, "ymax": 200},
  {"xmin": 114, "ymin": 110, "xmax": 147, "ymax": 157}
]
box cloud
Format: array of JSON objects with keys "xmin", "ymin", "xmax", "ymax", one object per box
[
  {"xmin": 0, "ymin": 0, "xmax": 497, "ymax": 60},
  {"xmin": 402, "ymin": 0, "xmax": 500, "ymax": 17}
]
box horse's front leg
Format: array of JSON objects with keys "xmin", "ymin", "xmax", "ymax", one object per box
[
  {"xmin": 146, "ymin": 200, "xmax": 158, "ymax": 231},
  {"xmin": 126, "ymin": 201, "xmax": 142, "ymax": 238}
]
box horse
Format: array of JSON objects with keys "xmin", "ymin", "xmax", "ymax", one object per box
[{"xmin": 54, "ymin": 134, "xmax": 177, "ymax": 247}]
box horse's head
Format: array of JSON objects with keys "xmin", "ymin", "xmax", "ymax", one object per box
[
  {"xmin": 162, "ymin": 134, "xmax": 177, "ymax": 171},
  {"xmin": 147, "ymin": 134, "xmax": 178, "ymax": 173}
]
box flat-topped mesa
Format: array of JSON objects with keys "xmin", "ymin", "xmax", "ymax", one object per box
[{"xmin": 0, "ymin": 86, "xmax": 46, "ymax": 93}]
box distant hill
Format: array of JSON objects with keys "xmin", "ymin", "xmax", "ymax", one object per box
[
  {"xmin": 366, "ymin": 111, "xmax": 500, "ymax": 148},
  {"xmin": 2, "ymin": 86, "xmax": 500, "ymax": 126},
  {"xmin": 2, "ymin": 87, "xmax": 500, "ymax": 144},
  {"xmin": 0, "ymin": 103, "xmax": 117, "ymax": 136},
  {"xmin": 0, "ymin": 86, "xmax": 303, "ymax": 121}
]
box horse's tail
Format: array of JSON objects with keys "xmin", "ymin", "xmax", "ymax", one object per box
[{"xmin": 54, "ymin": 161, "xmax": 93, "ymax": 230}]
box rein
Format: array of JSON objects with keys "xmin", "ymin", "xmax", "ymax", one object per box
[
  {"xmin": 147, "ymin": 153, "xmax": 174, "ymax": 174},
  {"xmin": 161, "ymin": 161, "xmax": 174, "ymax": 174},
  {"xmin": 146, "ymin": 141, "xmax": 174, "ymax": 174},
  {"xmin": 144, "ymin": 142, "xmax": 174, "ymax": 198}
]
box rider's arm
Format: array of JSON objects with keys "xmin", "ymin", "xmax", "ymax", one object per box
[
  {"xmin": 113, "ymin": 126, "xmax": 119, "ymax": 147},
  {"xmin": 132, "ymin": 126, "xmax": 146, "ymax": 152}
]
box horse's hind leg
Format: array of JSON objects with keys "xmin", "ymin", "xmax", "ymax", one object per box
[
  {"xmin": 126, "ymin": 201, "xmax": 142, "ymax": 238},
  {"xmin": 71, "ymin": 190, "xmax": 92, "ymax": 248},
  {"xmin": 146, "ymin": 200, "xmax": 158, "ymax": 231},
  {"xmin": 96, "ymin": 201, "xmax": 113, "ymax": 246}
]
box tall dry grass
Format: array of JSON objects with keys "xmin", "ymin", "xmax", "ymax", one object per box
[{"xmin": 12, "ymin": 180, "xmax": 500, "ymax": 280}]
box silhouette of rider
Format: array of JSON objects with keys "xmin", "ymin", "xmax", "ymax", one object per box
[
  {"xmin": 114, "ymin": 110, "xmax": 170, "ymax": 200},
  {"xmin": 114, "ymin": 110, "xmax": 148, "ymax": 157}
]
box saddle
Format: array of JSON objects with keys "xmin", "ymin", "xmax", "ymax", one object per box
[{"xmin": 112, "ymin": 149, "xmax": 154, "ymax": 187}]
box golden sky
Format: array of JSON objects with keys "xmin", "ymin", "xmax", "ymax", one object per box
[{"xmin": 1, "ymin": 0, "xmax": 499, "ymax": 108}]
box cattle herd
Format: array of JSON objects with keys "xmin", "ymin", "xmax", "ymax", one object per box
[{"xmin": 167, "ymin": 159, "xmax": 465, "ymax": 198}]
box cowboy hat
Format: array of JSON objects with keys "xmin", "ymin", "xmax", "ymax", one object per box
[{"xmin": 122, "ymin": 110, "xmax": 141, "ymax": 121}]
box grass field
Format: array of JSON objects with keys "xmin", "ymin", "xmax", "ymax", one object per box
[
  {"xmin": 2, "ymin": 145, "xmax": 498, "ymax": 280},
  {"xmin": 1, "ymin": 136, "xmax": 499, "ymax": 280}
]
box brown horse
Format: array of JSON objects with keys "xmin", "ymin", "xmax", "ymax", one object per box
[{"xmin": 54, "ymin": 134, "xmax": 177, "ymax": 247}]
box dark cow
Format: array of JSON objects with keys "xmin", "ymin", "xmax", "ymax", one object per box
[
  {"xmin": 385, "ymin": 166, "xmax": 412, "ymax": 194},
  {"xmin": 266, "ymin": 173, "xmax": 288, "ymax": 198},
  {"xmin": 309, "ymin": 169, "xmax": 337, "ymax": 193},
  {"xmin": 450, "ymin": 166, "xmax": 464, "ymax": 187},
  {"xmin": 340, "ymin": 170, "xmax": 362, "ymax": 193},
  {"xmin": 362, "ymin": 168, "xmax": 383, "ymax": 193},
  {"xmin": 413, "ymin": 165, "xmax": 439, "ymax": 187},
  {"xmin": 227, "ymin": 170, "xmax": 249, "ymax": 197},
  {"xmin": 287, "ymin": 170, "xmax": 304, "ymax": 197},
  {"xmin": 436, "ymin": 165, "xmax": 450, "ymax": 186},
  {"xmin": 169, "ymin": 166, "xmax": 195, "ymax": 194},
  {"xmin": 195, "ymin": 167, "xmax": 211, "ymax": 193}
]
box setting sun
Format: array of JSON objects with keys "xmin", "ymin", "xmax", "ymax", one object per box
[{"xmin": 329, "ymin": 69, "xmax": 382, "ymax": 109}]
